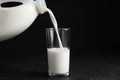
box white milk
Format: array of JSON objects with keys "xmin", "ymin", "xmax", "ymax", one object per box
[
  {"xmin": 46, "ymin": 8, "xmax": 70, "ymax": 75},
  {"xmin": 47, "ymin": 48, "xmax": 70, "ymax": 74},
  {"xmin": 46, "ymin": 8, "xmax": 63, "ymax": 48}
]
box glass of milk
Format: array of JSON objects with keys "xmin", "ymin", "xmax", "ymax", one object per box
[{"xmin": 46, "ymin": 28, "xmax": 71, "ymax": 76}]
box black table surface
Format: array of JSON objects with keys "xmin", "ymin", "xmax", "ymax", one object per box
[{"xmin": 0, "ymin": 52, "xmax": 120, "ymax": 80}]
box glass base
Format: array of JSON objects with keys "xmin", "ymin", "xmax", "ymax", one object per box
[{"xmin": 49, "ymin": 72, "xmax": 69, "ymax": 77}]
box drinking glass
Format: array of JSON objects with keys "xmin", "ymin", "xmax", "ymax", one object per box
[{"xmin": 46, "ymin": 28, "xmax": 71, "ymax": 76}]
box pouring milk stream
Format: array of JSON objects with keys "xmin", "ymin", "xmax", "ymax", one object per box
[{"xmin": 46, "ymin": 9, "xmax": 70, "ymax": 75}]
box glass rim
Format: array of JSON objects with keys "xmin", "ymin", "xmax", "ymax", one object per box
[{"xmin": 46, "ymin": 27, "xmax": 71, "ymax": 31}]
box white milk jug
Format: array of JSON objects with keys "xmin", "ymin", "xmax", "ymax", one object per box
[{"xmin": 0, "ymin": 0, "xmax": 47, "ymax": 41}]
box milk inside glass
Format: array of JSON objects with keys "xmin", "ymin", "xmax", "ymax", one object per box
[
  {"xmin": 47, "ymin": 48, "xmax": 70, "ymax": 75},
  {"xmin": 46, "ymin": 28, "xmax": 70, "ymax": 76},
  {"xmin": 46, "ymin": 8, "xmax": 70, "ymax": 76}
]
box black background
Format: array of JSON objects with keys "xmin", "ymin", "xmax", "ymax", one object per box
[
  {"xmin": 0, "ymin": 0, "xmax": 119, "ymax": 55},
  {"xmin": 0, "ymin": 0, "xmax": 120, "ymax": 79}
]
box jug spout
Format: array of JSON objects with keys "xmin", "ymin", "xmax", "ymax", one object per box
[{"xmin": 35, "ymin": 0, "xmax": 48, "ymax": 14}]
